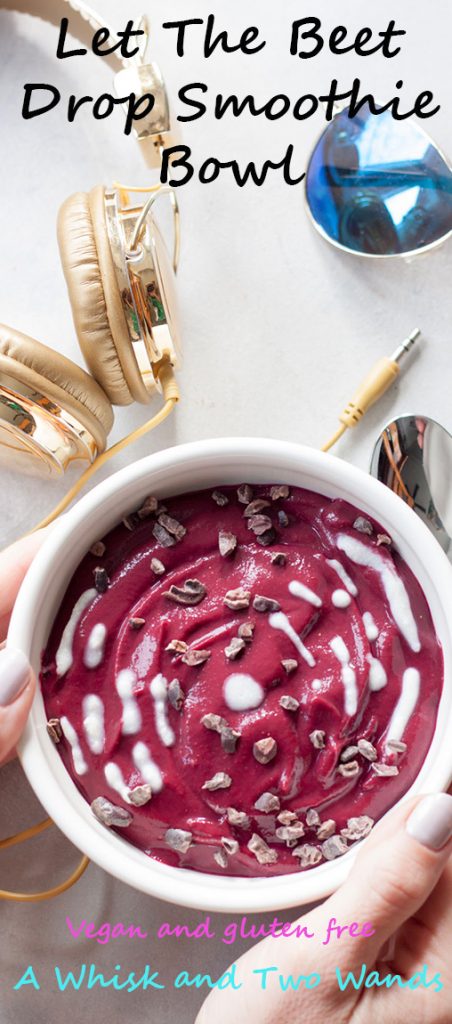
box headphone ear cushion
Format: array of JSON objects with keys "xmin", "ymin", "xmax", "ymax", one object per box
[
  {"xmin": 57, "ymin": 188, "xmax": 149, "ymax": 407},
  {"xmin": 0, "ymin": 324, "xmax": 113, "ymax": 454}
]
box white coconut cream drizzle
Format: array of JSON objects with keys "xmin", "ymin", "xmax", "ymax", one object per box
[
  {"xmin": 196, "ymin": 622, "xmax": 237, "ymax": 646},
  {"xmin": 330, "ymin": 636, "xmax": 358, "ymax": 717},
  {"xmin": 269, "ymin": 611, "xmax": 316, "ymax": 668},
  {"xmin": 55, "ymin": 589, "xmax": 97, "ymax": 677},
  {"xmin": 116, "ymin": 669, "xmax": 142, "ymax": 736},
  {"xmin": 83, "ymin": 623, "xmax": 107, "ymax": 669},
  {"xmin": 363, "ymin": 611, "xmax": 379, "ymax": 643},
  {"xmin": 223, "ymin": 673, "xmax": 265, "ymax": 712},
  {"xmin": 132, "ymin": 633, "xmax": 157, "ymax": 680},
  {"xmin": 149, "ymin": 674, "xmax": 175, "ymax": 748},
  {"xmin": 367, "ymin": 655, "xmax": 388, "ymax": 692},
  {"xmin": 337, "ymin": 534, "xmax": 421, "ymax": 653},
  {"xmin": 60, "ymin": 716, "xmax": 88, "ymax": 776},
  {"xmin": 82, "ymin": 694, "xmax": 105, "ymax": 754},
  {"xmin": 386, "ymin": 668, "xmax": 420, "ymax": 746},
  {"xmin": 133, "ymin": 741, "xmax": 163, "ymax": 793},
  {"xmin": 104, "ymin": 762, "xmax": 131, "ymax": 803},
  {"xmin": 326, "ymin": 559, "xmax": 358, "ymax": 597},
  {"xmin": 289, "ymin": 580, "xmax": 322, "ymax": 608},
  {"xmin": 332, "ymin": 589, "xmax": 352, "ymax": 609}
]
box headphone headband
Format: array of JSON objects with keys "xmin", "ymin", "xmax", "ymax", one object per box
[
  {"xmin": 0, "ymin": 1, "xmax": 181, "ymax": 484},
  {"xmin": 0, "ymin": 0, "xmax": 171, "ymax": 145},
  {"xmin": 0, "ymin": 0, "xmax": 146, "ymax": 69}
]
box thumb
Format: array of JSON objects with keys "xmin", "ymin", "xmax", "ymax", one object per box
[
  {"xmin": 0, "ymin": 648, "xmax": 35, "ymax": 764},
  {"xmin": 322, "ymin": 793, "xmax": 452, "ymax": 969}
]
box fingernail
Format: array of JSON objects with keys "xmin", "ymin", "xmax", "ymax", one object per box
[
  {"xmin": 406, "ymin": 793, "xmax": 452, "ymax": 851},
  {"xmin": 0, "ymin": 648, "xmax": 30, "ymax": 706}
]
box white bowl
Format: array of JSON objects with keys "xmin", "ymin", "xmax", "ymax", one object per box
[{"xmin": 8, "ymin": 438, "xmax": 452, "ymax": 913}]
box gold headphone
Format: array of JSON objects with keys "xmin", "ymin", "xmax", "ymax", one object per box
[{"xmin": 0, "ymin": 1, "xmax": 181, "ymax": 529}]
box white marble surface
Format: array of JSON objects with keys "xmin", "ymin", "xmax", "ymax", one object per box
[{"xmin": 0, "ymin": 1, "xmax": 451, "ymax": 1020}]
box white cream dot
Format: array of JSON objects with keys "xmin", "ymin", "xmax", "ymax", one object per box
[
  {"xmin": 332, "ymin": 589, "xmax": 352, "ymax": 609},
  {"xmin": 224, "ymin": 674, "xmax": 265, "ymax": 712}
]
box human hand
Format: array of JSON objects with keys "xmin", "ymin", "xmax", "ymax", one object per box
[
  {"xmin": 197, "ymin": 794, "xmax": 452, "ymax": 1024},
  {"xmin": 0, "ymin": 531, "xmax": 46, "ymax": 764}
]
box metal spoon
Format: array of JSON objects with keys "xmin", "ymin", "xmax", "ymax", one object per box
[{"xmin": 370, "ymin": 414, "xmax": 452, "ymax": 560}]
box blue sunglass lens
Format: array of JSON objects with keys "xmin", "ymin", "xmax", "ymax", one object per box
[{"xmin": 306, "ymin": 106, "xmax": 452, "ymax": 256}]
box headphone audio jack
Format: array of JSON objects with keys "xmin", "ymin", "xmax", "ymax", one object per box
[{"xmin": 322, "ymin": 329, "xmax": 421, "ymax": 453}]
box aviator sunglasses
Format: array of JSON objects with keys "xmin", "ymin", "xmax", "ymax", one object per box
[{"xmin": 305, "ymin": 102, "xmax": 452, "ymax": 258}]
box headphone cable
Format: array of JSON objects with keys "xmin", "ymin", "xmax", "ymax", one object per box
[
  {"xmin": 0, "ymin": 816, "xmax": 89, "ymax": 902},
  {"xmin": 32, "ymin": 362, "xmax": 179, "ymax": 533}
]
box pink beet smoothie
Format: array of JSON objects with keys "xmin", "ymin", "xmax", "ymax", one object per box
[{"xmin": 40, "ymin": 484, "xmax": 443, "ymax": 876}]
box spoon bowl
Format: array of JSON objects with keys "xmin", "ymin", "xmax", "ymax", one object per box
[{"xmin": 371, "ymin": 414, "xmax": 452, "ymax": 560}]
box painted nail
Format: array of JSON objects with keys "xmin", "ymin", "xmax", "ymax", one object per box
[
  {"xmin": 0, "ymin": 648, "xmax": 30, "ymax": 706},
  {"xmin": 406, "ymin": 793, "xmax": 452, "ymax": 851}
]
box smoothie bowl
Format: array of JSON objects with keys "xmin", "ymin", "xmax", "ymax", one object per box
[{"xmin": 7, "ymin": 438, "xmax": 452, "ymax": 912}]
